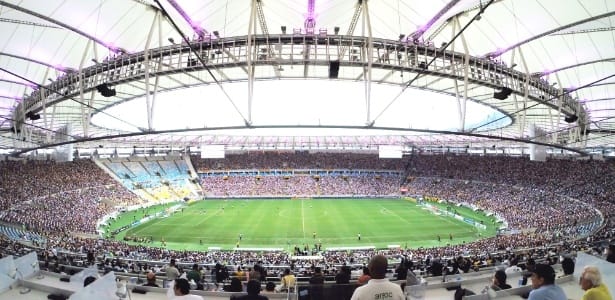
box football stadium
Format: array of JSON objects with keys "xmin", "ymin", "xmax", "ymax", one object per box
[{"xmin": 0, "ymin": 1, "xmax": 614, "ymax": 300}]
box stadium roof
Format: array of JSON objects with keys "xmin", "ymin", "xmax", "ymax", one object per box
[{"xmin": 0, "ymin": 0, "xmax": 614, "ymax": 155}]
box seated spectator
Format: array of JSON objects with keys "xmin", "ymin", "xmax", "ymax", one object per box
[
  {"xmin": 276, "ymin": 268, "xmax": 296, "ymax": 292},
  {"xmin": 491, "ymin": 270, "xmax": 512, "ymax": 290},
  {"xmin": 143, "ymin": 272, "xmax": 159, "ymax": 287},
  {"xmin": 357, "ymin": 267, "xmax": 371, "ymax": 285},
  {"xmin": 235, "ymin": 266, "xmax": 246, "ymax": 281},
  {"xmin": 187, "ymin": 264, "xmax": 201, "ymax": 285},
  {"xmin": 561, "ymin": 257, "xmax": 575, "ymax": 276},
  {"xmin": 606, "ymin": 244, "xmax": 615, "ymax": 263},
  {"xmin": 335, "ymin": 266, "xmax": 351, "ymax": 284},
  {"xmin": 264, "ymin": 281, "xmax": 275, "ymax": 293},
  {"xmin": 528, "ymin": 264, "xmax": 567, "ymax": 300},
  {"xmin": 579, "ymin": 266, "xmax": 612, "ymax": 300},
  {"xmin": 350, "ymin": 255, "xmax": 404, "ymax": 300},
  {"xmin": 309, "ymin": 267, "xmax": 325, "ymax": 284},
  {"xmin": 231, "ymin": 279, "xmax": 268, "ymax": 300},
  {"xmin": 171, "ymin": 278, "xmax": 203, "ymax": 300},
  {"xmin": 226, "ymin": 277, "xmax": 243, "ymax": 292}
]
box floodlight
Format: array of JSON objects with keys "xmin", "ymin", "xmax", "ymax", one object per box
[{"xmin": 281, "ymin": 26, "xmax": 287, "ymax": 34}]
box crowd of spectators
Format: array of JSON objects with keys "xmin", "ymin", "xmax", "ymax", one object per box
[
  {"xmin": 407, "ymin": 177, "xmax": 599, "ymax": 235},
  {"xmin": 200, "ymin": 175, "xmax": 399, "ymax": 197},
  {"xmin": 0, "ymin": 159, "xmax": 140, "ymax": 234},
  {"xmin": 0, "ymin": 160, "xmax": 116, "ymax": 211},
  {"xmin": 405, "ymin": 154, "xmax": 615, "ymax": 222},
  {"xmin": 192, "ymin": 152, "xmax": 407, "ymax": 171},
  {"xmin": 1, "ymin": 152, "xmax": 614, "ymax": 282}
]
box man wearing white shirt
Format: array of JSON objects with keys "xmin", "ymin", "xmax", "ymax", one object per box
[{"xmin": 351, "ymin": 255, "xmax": 405, "ymax": 300}]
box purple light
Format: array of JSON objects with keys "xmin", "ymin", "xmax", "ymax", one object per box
[{"xmin": 304, "ymin": 0, "xmax": 316, "ymax": 30}]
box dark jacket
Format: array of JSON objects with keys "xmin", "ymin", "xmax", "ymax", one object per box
[
  {"xmin": 309, "ymin": 273, "xmax": 325, "ymax": 284},
  {"xmin": 231, "ymin": 294, "xmax": 269, "ymax": 300}
]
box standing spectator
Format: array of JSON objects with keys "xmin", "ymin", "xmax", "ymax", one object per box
[
  {"xmin": 350, "ymin": 255, "xmax": 404, "ymax": 300},
  {"xmin": 527, "ymin": 264, "xmax": 567, "ymax": 300},
  {"xmin": 166, "ymin": 259, "xmax": 180, "ymax": 281},
  {"xmin": 579, "ymin": 266, "xmax": 612, "ymax": 300}
]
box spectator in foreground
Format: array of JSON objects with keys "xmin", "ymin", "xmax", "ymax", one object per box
[
  {"xmin": 171, "ymin": 278, "xmax": 203, "ymax": 300},
  {"xmin": 491, "ymin": 270, "xmax": 512, "ymax": 290},
  {"xmin": 606, "ymin": 244, "xmax": 615, "ymax": 263},
  {"xmin": 527, "ymin": 264, "xmax": 567, "ymax": 300},
  {"xmin": 231, "ymin": 279, "xmax": 268, "ymax": 300},
  {"xmin": 579, "ymin": 266, "xmax": 612, "ymax": 300},
  {"xmin": 350, "ymin": 254, "xmax": 405, "ymax": 300}
]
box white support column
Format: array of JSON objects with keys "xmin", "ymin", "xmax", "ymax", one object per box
[
  {"xmin": 144, "ymin": 11, "xmax": 159, "ymax": 131},
  {"xmin": 454, "ymin": 17, "xmax": 469, "ymax": 132},
  {"xmin": 151, "ymin": 11, "xmax": 165, "ymax": 129},
  {"xmin": 363, "ymin": 0, "xmax": 373, "ymax": 125},
  {"xmin": 246, "ymin": 0, "xmax": 258, "ymax": 124},
  {"xmin": 78, "ymin": 39, "xmax": 93, "ymax": 137},
  {"xmin": 518, "ymin": 47, "xmax": 531, "ymax": 138}
]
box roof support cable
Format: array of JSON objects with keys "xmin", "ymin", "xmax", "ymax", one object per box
[{"xmin": 154, "ymin": 0, "xmax": 249, "ymax": 125}]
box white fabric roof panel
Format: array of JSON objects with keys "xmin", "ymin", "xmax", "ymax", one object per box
[{"xmin": 0, "ymin": 0, "xmax": 613, "ymax": 153}]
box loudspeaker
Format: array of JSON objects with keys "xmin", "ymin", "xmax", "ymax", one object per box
[
  {"xmin": 25, "ymin": 111, "xmax": 41, "ymax": 120},
  {"xmin": 328, "ymin": 60, "xmax": 340, "ymax": 78},
  {"xmin": 493, "ymin": 87, "xmax": 512, "ymax": 100},
  {"xmin": 564, "ymin": 115, "xmax": 578, "ymax": 123},
  {"xmin": 96, "ymin": 83, "xmax": 116, "ymax": 97}
]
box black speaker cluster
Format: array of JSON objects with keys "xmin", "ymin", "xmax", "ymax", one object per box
[
  {"xmin": 564, "ymin": 115, "xmax": 578, "ymax": 123},
  {"xmin": 493, "ymin": 87, "xmax": 513, "ymax": 100},
  {"xmin": 25, "ymin": 111, "xmax": 41, "ymax": 120},
  {"xmin": 96, "ymin": 83, "xmax": 116, "ymax": 97},
  {"xmin": 328, "ymin": 60, "xmax": 340, "ymax": 78}
]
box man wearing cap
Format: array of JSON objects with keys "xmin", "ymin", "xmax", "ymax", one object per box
[
  {"xmin": 579, "ymin": 265, "xmax": 612, "ymax": 300},
  {"xmin": 350, "ymin": 255, "xmax": 405, "ymax": 300},
  {"xmin": 528, "ymin": 264, "xmax": 567, "ymax": 300}
]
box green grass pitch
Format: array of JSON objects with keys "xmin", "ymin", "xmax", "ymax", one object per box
[{"xmin": 111, "ymin": 199, "xmax": 499, "ymax": 251}]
